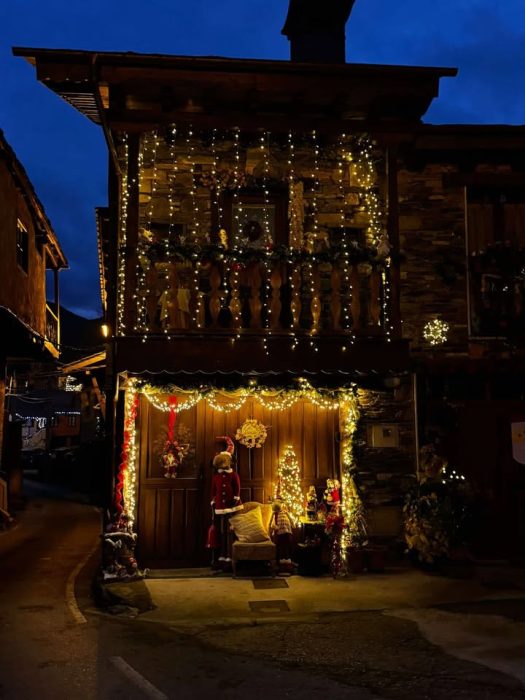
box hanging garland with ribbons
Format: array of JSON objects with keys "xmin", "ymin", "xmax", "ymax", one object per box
[{"xmin": 114, "ymin": 387, "xmax": 140, "ymax": 520}]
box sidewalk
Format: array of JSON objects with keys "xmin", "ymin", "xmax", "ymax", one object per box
[{"xmin": 101, "ymin": 564, "xmax": 525, "ymax": 629}]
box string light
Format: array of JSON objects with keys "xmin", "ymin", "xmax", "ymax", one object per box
[
  {"xmin": 120, "ymin": 379, "xmax": 358, "ymax": 528},
  {"xmin": 423, "ymin": 318, "xmax": 449, "ymax": 346},
  {"xmin": 287, "ymin": 129, "xmax": 300, "ymax": 350},
  {"xmin": 187, "ymin": 127, "xmax": 203, "ymax": 327},
  {"xmin": 121, "ymin": 380, "xmax": 139, "ymax": 529},
  {"xmin": 162, "ymin": 124, "xmax": 178, "ymax": 337},
  {"xmin": 261, "ymin": 131, "xmax": 271, "ymax": 356},
  {"xmin": 337, "ymin": 134, "xmax": 354, "ymax": 345},
  {"xmin": 116, "ymin": 135, "xmax": 129, "ymax": 335}
]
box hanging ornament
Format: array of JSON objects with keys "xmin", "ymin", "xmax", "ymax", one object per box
[
  {"xmin": 160, "ymin": 396, "xmax": 189, "ymax": 478},
  {"xmin": 235, "ymin": 418, "xmax": 268, "ymax": 449}
]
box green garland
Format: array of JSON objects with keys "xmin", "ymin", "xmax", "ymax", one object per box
[{"xmin": 144, "ymin": 241, "xmax": 392, "ymax": 267}]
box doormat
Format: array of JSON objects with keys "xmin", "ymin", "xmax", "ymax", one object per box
[
  {"xmin": 248, "ymin": 600, "xmax": 290, "ymax": 614},
  {"xmin": 252, "ymin": 579, "xmax": 289, "ymax": 590}
]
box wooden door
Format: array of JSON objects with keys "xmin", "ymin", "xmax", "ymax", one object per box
[{"xmin": 137, "ymin": 395, "xmax": 340, "ymax": 568}]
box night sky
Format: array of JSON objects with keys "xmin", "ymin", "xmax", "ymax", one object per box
[{"xmin": 2, "ymin": 0, "xmax": 524, "ymax": 318}]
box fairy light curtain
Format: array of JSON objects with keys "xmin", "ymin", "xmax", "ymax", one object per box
[{"xmin": 118, "ymin": 127, "xmax": 392, "ymax": 344}]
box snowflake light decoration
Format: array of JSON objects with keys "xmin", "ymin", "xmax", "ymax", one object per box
[{"xmin": 423, "ymin": 319, "xmax": 449, "ymax": 346}]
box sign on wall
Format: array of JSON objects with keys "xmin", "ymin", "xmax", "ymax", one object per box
[{"xmin": 511, "ymin": 422, "xmax": 525, "ymax": 465}]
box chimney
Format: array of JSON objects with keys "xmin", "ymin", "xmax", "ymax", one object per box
[{"xmin": 281, "ymin": 0, "xmax": 356, "ymax": 63}]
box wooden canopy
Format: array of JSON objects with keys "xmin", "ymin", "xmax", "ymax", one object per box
[{"xmin": 13, "ymin": 47, "xmax": 457, "ymax": 134}]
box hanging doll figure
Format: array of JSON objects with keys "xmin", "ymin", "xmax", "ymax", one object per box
[
  {"xmin": 210, "ymin": 436, "xmax": 243, "ymax": 570},
  {"xmin": 271, "ymin": 499, "xmax": 295, "ymax": 574}
]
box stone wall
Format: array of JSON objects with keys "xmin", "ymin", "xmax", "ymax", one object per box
[
  {"xmin": 355, "ymin": 377, "xmax": 416, "ymax": 536},
  {"xmin": 397, "ymin": 162, "xmax": 468, "ymax": 354}
]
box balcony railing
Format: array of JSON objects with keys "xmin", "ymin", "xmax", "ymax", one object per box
[
  {"xmin": 45, "ymin": 304, "xmax": 59, "ymax": 347},
  {"xmin": 132, "ymin": 256, "xmax": 392, "ymax": 337}
]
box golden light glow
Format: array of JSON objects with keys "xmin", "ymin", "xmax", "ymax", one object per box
[
  {"xmin": 277, "ymin": 445, "xmax": 304, "ymax": 526},
  {"xmin": 423, "ymin": 318, "xmax": 449, "ymax": 346},
  {"xmin": 120, "ymin": 379, "xmax": 359, "ymax": 532}
]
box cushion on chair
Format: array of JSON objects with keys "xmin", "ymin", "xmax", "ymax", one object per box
[
  {"xmin": 232, "ymin": 540, "xmax": 276, "ymax": 560},
  {"xmin": 229, "ymin": 506, "xmax": 270, "ymax": 543}
]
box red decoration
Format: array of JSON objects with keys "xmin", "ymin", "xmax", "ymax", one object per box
[
  {"xmin": 161, "ymin": 396, "xmax": 189, "ymax": 478},
  {"xmin": 114, "ymin": 391, "xmax": 139, "ymax": 517}
]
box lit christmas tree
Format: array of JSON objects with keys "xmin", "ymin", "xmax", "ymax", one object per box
[{"xmin": 277, "ymin": 445, "xmax": 303, "ymax": 526}]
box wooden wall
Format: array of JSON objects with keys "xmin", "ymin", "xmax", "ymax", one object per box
[
  {"xmin": 0, "ymin": 157, "xmax": 47, "ymax": 338},
  {"xmin": 137, "ymin": 396, "xmax": 340, "ymax": 567}
]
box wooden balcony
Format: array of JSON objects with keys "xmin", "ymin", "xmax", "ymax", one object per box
[
  {"xmin": 132, "ymin": 257, "xmax": 393, "ymax": 337},
  {"xmin": 45, "ymin": 303, "xmax": 60, "ymax": 358},
  {"xmin": 117, "ymin": 253, "xmax": 407, "ymax": 375}
]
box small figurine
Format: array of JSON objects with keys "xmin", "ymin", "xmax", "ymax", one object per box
[
  {"xmin": 324, "ymin": 478, "xmax": 341, "ymax": 514},
  {"xmin": 305, "ymin": 485, "xmax": 318, "ymax": 521},
  {"xmin": 160, "ymin": 439, "xmax": 188, "ymax": 479},
  {"xmin": 271, "ymin": 499, "xmax": 294, "ymax": 574}
]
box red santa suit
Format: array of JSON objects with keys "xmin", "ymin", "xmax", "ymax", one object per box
[{"xmin": 211, "ymin": 468, "xmax": 243, "ymax": 514}]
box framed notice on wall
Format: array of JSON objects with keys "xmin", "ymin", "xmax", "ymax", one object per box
[{"xmin": 511, "ymin": 422, "xmax": 525, "ymax": 465}]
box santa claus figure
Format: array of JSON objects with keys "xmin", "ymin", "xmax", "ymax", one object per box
[{"xmin": 210, "ymin": 436, "xmax": 243, "ymax": 570}]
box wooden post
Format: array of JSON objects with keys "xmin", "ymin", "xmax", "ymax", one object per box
[
  {"xmin": 290, "ymin": 266, "xmax": 302, "ymax": 328},
  {"xmin": 269, "ymin": 263, "xmax": 282, "ymax": 330},
  {"xmin": 330, "ymin": 264, "xmax": 342, "ymax": 330},
  {"xmin": 248, "ymin": 262, "xmax": 263, "ymax": 329},
  {"xmin": 123, "ymin": 133, "xmax": 140, "ymax": 333},
  {"xmin": 386, "ymin": 146, "xmax": 402, "ymax": 338},
  {"xmin": 209, "ymin": 263, "xmax": 222, "ymax": 328}
]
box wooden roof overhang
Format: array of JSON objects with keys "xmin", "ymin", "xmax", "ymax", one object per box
[
  {"xmin": 401, "ymin": 124, "xmax": 525, "ymax": 173},
  {"xmin": 13, "ymin": 47, "xmax": 456, "ymax": 138}
]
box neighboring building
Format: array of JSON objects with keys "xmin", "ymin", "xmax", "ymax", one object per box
[
  {"xmin": 14, "ymin": 1, "xmax": 525, "ymax": 563},
  {"xmin": 0, "ymin": 129, "xmax": 67, "ymax": 510}
]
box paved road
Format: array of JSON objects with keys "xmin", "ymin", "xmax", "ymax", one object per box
[
  {"xmin": 2, "ymin": 482, "xmax": 525, "ymax": 700},
  {"xmin": 0, "ymin": 483, "xmax": 375, "ymax": 699}
]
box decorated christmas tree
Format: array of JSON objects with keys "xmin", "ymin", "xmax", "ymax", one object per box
[{"xmin": 277, "ymin": 445, "xmax": 303, "ymax": 526}]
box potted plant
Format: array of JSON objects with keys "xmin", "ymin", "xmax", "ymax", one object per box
[{"xmin": 404, "ymin": 444, "xmax": 474, "ymax": 573}]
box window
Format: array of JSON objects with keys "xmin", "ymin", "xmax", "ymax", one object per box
[
  {"xmin": 67, "ymin": 416, "xmax": 77, "ymax": 427},
  {"xmin": 467, "ymin": 187, "xmax": 525, "ymax": 338},
  {"xmin": 16, "ymin": 219, "xmax": 29, "ymax": 272},
  {"xmin": 218, "ymin": 189, "xmax": 288, "ymax": 248}
]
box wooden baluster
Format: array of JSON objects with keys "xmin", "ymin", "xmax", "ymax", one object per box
[
  {"xmin": 369, "ymin": 269, "xmax": 381, "ymax": 327},
  {"xmin": 310, "ymin": 263, "xmax": 321, "ymax": 334},
  {"xmin": 270, "ymin": 263, "xmax": 282, "ymax": 330},
  {"xmin": 229, "ymin": 266, "xmax": 242, "ymax": 330},
  {"xmin": 165, "ymin": 263, "xmax": 181, "ymax": 330},
  {"xmin": 190, "ymin": 261, "xmax": 205, "ymax": 330},
  {"xmin": 248, "ymin": 262, "xmax": 263, "ymax": 329},
  {"xmin": 209, "ymin": 263, "xmax": 222, "ymax": 328},
  {"xmin": 290, "ymin": 266, "xmax": 302, "ymax": 329},
  {"xmin": 351, "ymin": 266, "xmax": 361, "ymax": 331},
  {"xmin": 330, "ymin": 263, "xmax": 342, "ymax": 331},
  {"xmin": 145, "ymin": 262, "xmax": 159, "ymax": 332}
]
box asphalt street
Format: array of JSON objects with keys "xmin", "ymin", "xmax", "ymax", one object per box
[{"xmin": 1, "ymin": 481, "xmax": 524, "ymax": 699}]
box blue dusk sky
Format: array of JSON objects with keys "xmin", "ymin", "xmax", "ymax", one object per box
[{"xmin": 1, "ymin": 0, "xmax": 524, "ymax": 318}]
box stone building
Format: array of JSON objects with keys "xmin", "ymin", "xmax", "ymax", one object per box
[{"xmin": 14, "ymin": 1, "xmax": 525, "ymax": 564}]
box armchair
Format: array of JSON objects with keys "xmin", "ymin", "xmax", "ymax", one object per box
[{"xmin": 231, "ymin": 501, "xmax": 276, "ymax": 577}]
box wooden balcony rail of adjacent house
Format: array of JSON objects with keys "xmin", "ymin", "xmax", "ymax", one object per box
[
  {"xmin": 131, "ymin": 255, "xmax": 394, "ymax": 339},
  {"xmin": 45, "ymin": 304, "xmax": 59, "ymax": 348}
]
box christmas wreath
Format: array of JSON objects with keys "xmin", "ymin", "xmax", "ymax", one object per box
[{"xmin": 235, "ymin": 419, "xmax": 268, "ymax": 449}]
